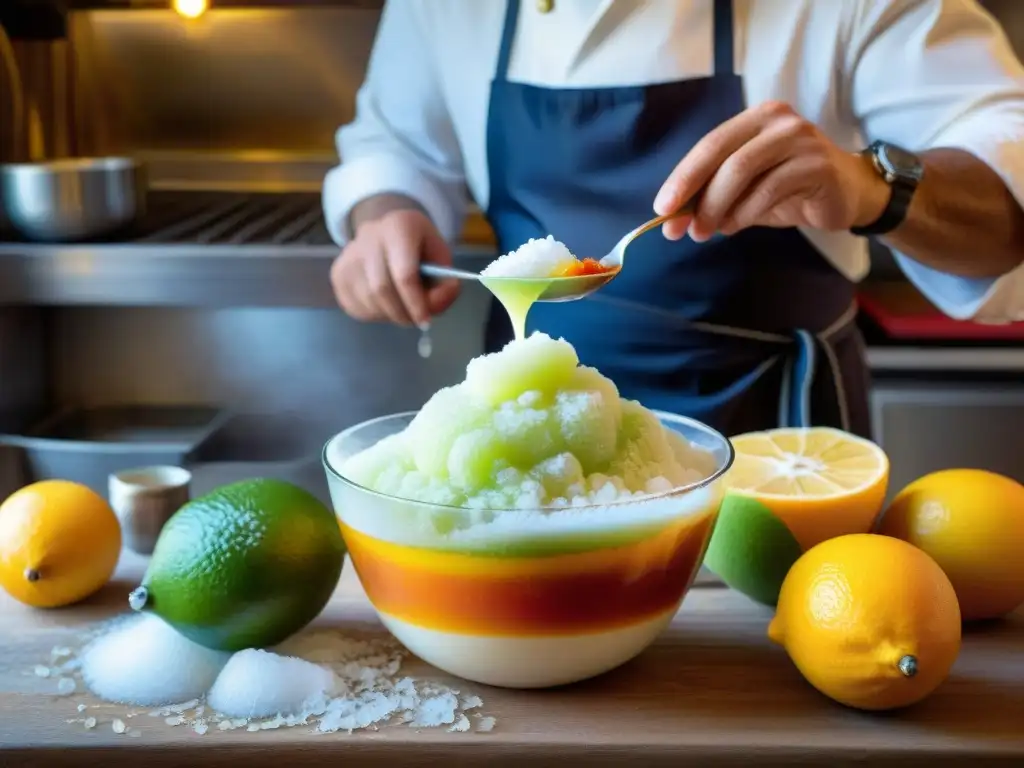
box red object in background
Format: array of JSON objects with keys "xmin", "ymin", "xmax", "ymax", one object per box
[{"xmin": 857, "ymin": 281, "xmax": 1024, "ymax": 341}]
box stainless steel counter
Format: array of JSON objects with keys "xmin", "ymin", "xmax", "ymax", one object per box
[
  {"xmin": 0, "ymin": 241, "xmax": 340, "ymax": 306},
  {"xmin": 866, "ymin": 346, "xmax": 1024, "ymax": 372},
  {"xmin": 0, "ymin": 240, "xmax": 498, "ymax": 307},
  {"xmin": 0, "ymin": 191, "xmax": 495, "ymax": 307}
]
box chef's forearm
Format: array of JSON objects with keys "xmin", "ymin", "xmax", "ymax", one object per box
[
  {"xmin": 879, "ymin": 148, "xmax": 1024, "ymax": 279},
  {"xmin": 350, "ymin": 193, "xmax": 427, "ymax": 235}
]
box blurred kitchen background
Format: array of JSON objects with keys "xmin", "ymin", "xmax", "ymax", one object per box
[{"xmin": 1, "ymin": 0, "xmax": 1023, "ymax": 505}]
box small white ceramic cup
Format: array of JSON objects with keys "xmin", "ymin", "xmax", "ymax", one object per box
[{"xmin": 108, "ymin": 466, "xmax": 192, "ymax": 555}]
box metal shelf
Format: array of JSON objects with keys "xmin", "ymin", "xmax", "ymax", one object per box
[
  {"xmin": 0, "ymin": 191, "xmax": 495, "ymax": 307},
  {"xmin": 129, "ymin": 191, "xmax": 335, "ymax": 246},
  {"xmin": 866, "ymin": 346, "xmax": 1024, "ymax": 373},
  {"xmin": 9, "ymin": 191, "xmax": 330, "ymax": 248}
]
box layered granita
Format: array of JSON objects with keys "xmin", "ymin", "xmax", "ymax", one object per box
[{"xmin": 324, "ymin": 332, "xmax": 732, "ymax": 688}]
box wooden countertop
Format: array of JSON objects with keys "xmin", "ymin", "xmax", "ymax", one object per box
[{"xmin": 2, "ymin": 555, "xmax": 1023, "ymax": 768}]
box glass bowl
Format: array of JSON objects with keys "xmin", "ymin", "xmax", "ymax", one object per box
[{"xmin": 322, "ymin": 410, "xmax": 734, "ymax": 689}]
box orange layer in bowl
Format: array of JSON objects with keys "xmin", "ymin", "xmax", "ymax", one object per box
[{"xmin": 342, "ymin": 505, "xmax": 716, "ymax": 637}]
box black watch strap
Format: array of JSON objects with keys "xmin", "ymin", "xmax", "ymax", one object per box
[
  {"xmin": 850, "ymin": 179, "xmax": 913, "ymax": 237},
  {"xmin": 850, "ymin": 141, "xmax": 923, "ymax": 237}
]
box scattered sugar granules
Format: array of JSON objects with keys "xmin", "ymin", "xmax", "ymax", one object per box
[{"xmin": 34, "ymin": 617, "xmax": 495, "ymax": 738}]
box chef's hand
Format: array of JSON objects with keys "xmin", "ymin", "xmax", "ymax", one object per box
[
  {"xmin": 654, "ymin": 100, "xmax": 891, "ymax": 242},
  {"xmin": 331, "ymin": 201, "xmax": 460, "ymax": 327}
]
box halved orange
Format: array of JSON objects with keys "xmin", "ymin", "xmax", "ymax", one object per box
[{"xmin": 725, "ymin": 427, "xmax": 890, "ymax": 550}]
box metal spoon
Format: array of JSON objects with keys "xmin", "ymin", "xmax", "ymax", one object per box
[
  {"xmin": 420, "ymin": 262, "xmax": 616, "ymax": 303},
  {"xmin": 420, "ymin": 202, "xmax": 695, "ymax": 303},
  {"xmin": 599, "ymin": 197, "xmax": 698, "ymax": 270}
]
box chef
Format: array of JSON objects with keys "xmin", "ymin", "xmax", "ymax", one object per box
[{"xmin": 324, "ymin": 0, "xmax": 1024, "ymax": 438}]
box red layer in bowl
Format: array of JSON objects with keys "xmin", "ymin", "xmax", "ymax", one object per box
[{"xmin": 342, "ymin": 506, "xmax": 716, "ymax": 637}]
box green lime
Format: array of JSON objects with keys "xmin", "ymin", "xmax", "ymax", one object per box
[
  {"xmin": 702, "ymin": 494, "xmax": 803, "ymax": 607},
  {"xmin": 129, "ymin": 478, "xmax": 345, "ymax": 651}
]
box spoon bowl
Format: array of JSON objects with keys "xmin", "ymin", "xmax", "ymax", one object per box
[
  {"xmin": 418, "ymin": 203, "xmax": 693, "ymax": 340},
  {"xmin": 419, "ymin": 201, "xmax": 695, "ymax": 305},
  {"xmin": 420, "ymin": 264, "xmax": 619, "ymax": 303}
]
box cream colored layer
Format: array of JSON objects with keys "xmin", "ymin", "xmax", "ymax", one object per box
[{"xmin": 379, "ymin": 606, "xmax": 678, "ymax": 689}]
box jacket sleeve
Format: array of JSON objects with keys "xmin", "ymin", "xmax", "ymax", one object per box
[
  {"xmin": 321, "ymin": 0, "xmax": 469, "ymax": 247},
  {"xmin": 847, "ymin": 0, "xmax": 1024, "ymax": 323}
]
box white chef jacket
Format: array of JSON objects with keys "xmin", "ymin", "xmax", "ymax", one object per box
[{"xmin": 323, "ymin": 0, "xmax": 1024, "ymax": 323}]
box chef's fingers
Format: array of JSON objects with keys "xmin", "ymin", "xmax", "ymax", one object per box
[
  {"xmin": 689, "ymin": 116, "xmax": 808, "ymax": 239},
  {"xmin": 718, "ymin": 155, "xmax": 818, "ymax": 234},
  {"xmin": 655, "ymin": 100, "xmax": 796, "ymax": 219},
  {"xmin": 420, "ymin": 226, "xmax": 461, "ymax": 316},
  {"xmin": 427, "ymin": 277, "xmax": 461, "ymax": 316},
  {"xmin": 383, "ymin": 225, "xmax": 432, "ymax": 327},
  {"xmin": 331, "ymin": 249, "xmax": 374, "ymax": 321},
  {"xmin": 661, "ymin": 214, "xmax": 693, "ymax": 242},
  {"xmin": 365, "ymin": 242, "xmax": 414, "ymax": 326}
]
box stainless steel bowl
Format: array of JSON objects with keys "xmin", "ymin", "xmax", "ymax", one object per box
[{"xmin": 0, "ymin": 157, "xmax": 147, "ymax": 242}]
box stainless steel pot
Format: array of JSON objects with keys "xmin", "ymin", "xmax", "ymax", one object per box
[{"xmin": 0, "ymin": 157, "xmax": 147, "ymax": 242}]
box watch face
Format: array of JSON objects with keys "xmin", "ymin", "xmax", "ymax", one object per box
[{"xmin": 876, "ymin": 143, "xmax": 925, "ymax": 183}]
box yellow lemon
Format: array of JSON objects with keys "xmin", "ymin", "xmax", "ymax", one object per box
[
  {"xmin": 725, "ymin": 427, "xmax": 890, "ymax": 551},
  {"xmin": 0, "ymin": 480, "xmax": 122, "ymax": 608},
  {"xmin": 878, "ymin": 468, "xmax": 1024, "ymax": 622},
  {"xmin": 768, "ymin": 533, "xmax": 961, "ymax": 711}
]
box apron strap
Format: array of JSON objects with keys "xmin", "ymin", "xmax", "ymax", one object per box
[
  {"xmin": 778, "ymin": 329, "xmax": 818, "ymax": 430},
  {"xmin": 777, "ymin": 319, "xmax": 853, "ymax": 433},
  {"xmin": 588, "ymin": 290, "xmax": 856, "ymax": 433},
  {"xmin": 713, "ymin": 0, "xmax": 735, "ymax": 77},
  {"xmin": 495, "ymin": 0, "xmax": 521, "ymax": 83}
]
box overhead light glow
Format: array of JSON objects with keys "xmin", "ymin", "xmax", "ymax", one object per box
[{"xmin": 173, "ymin": 0, "xmax": 208, "ymax": 20}]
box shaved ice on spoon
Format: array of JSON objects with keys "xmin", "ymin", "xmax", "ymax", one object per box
[
  {"xmin": 481, "ymin": 235, "xmax": 611, "ymax": 279},
  {"xmin": 482, "ymin": 236, "xmax": 576, "ymax": 277}
]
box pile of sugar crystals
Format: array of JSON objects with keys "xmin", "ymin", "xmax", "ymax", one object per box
[{"xmin": 33, "ymin": 618, "xmax": 496, "ymax": 738}]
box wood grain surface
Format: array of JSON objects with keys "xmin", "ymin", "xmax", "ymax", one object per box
[{"xmin": 1, "ymin": 553, "xmax": 1022, "ymax": 767}]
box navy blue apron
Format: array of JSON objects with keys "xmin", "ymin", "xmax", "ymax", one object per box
[{"xmin": 483, "ymin": 0, "xmax": 872, "ymax": 438}]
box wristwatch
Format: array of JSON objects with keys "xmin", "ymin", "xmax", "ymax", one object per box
[{"xmin": 849, "ymin": 140, "xmax": 924, "ymax": 237}]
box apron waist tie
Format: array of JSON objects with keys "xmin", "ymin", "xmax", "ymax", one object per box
[
  {"xmin": 588, "ymin": 296, "xmax": 859, "ymax": 432},
  {"xmin": 737, "ymin": 302, "xmax": 857, "ymax": 434}
]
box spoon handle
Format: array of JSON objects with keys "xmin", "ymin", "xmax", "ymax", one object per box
[
  {"xmin": 628, "ymin": 195, "xmax": 701, "ymax": 240},
  {"xmin": 420, "ymin": 263, "xmax": 482, "ymax": 282},
  {"xmin": 628, "ymin": 213, "xmax": 678, "ymax": 241}
]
